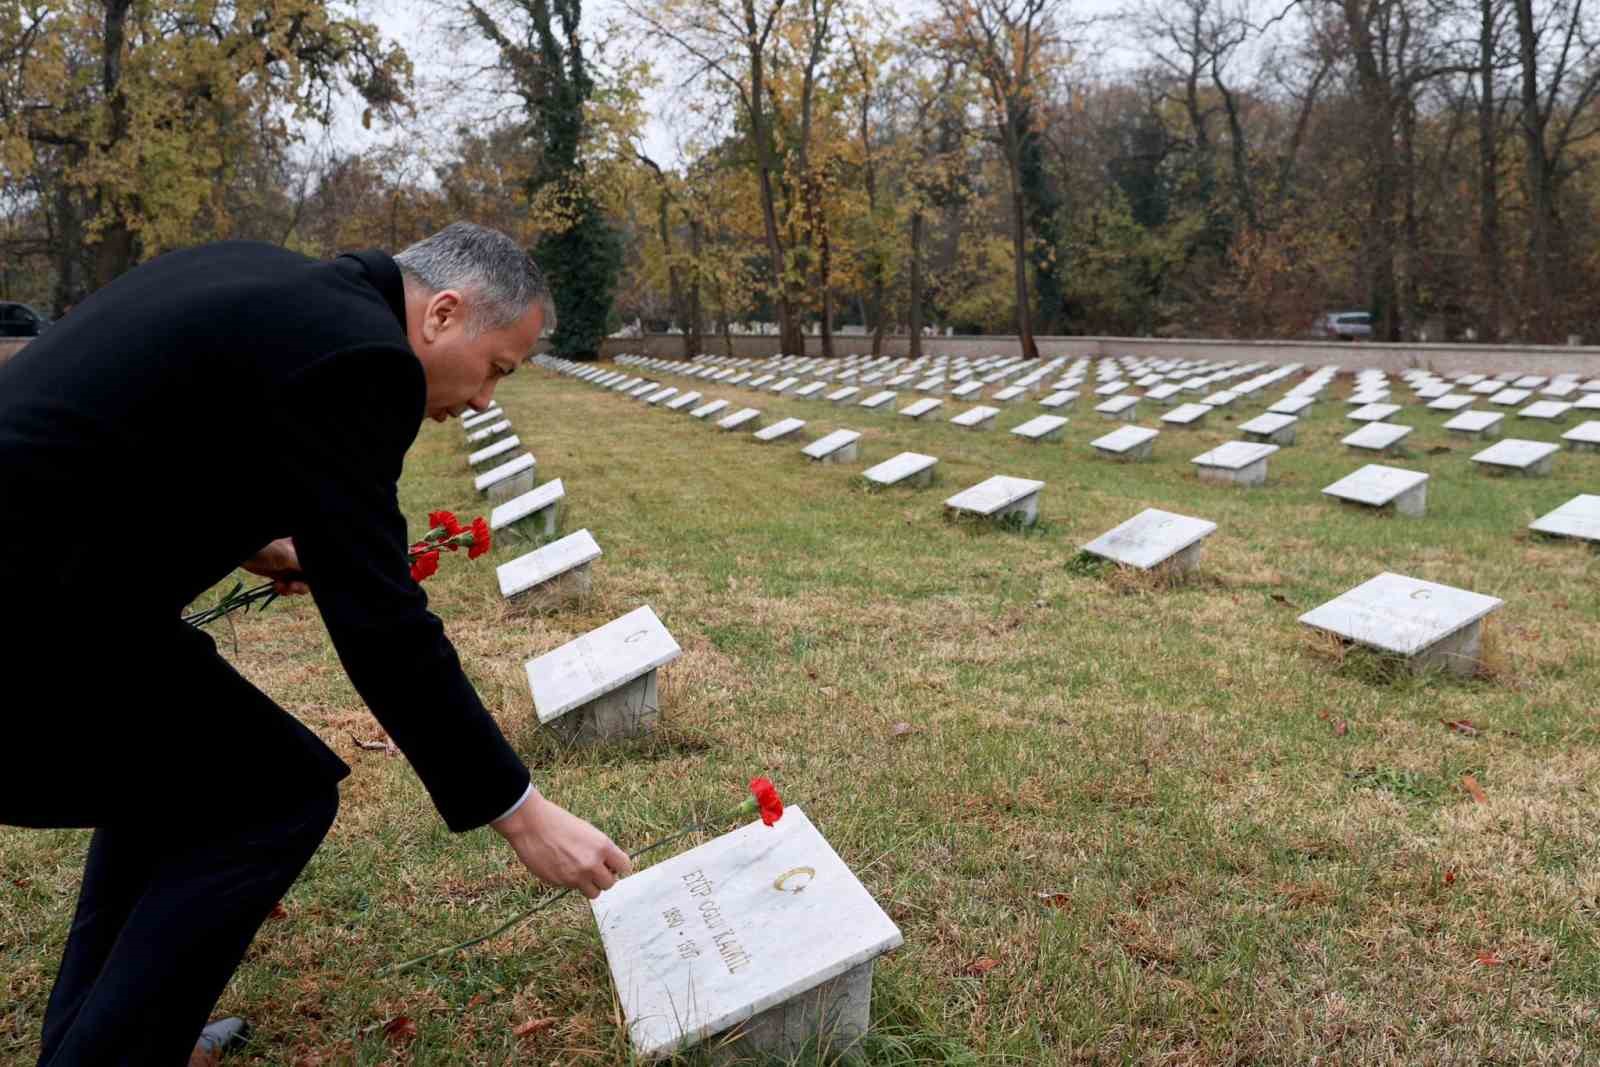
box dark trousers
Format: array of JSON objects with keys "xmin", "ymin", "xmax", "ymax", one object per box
[
  {"xmin": 4, "ymin": 617, "xmax": 350, "ymax": 1067},
  {"xmin": 36, "ymin": 785, "xmax": 338, "ymax": 1066}
]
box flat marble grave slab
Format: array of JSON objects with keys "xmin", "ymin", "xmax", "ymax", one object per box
[
  {"xmin": 1472, "ymin": 438, "xmax": 1559, "ymax": 475},
  {"xmin": 1040, "ymin": 390, "xmax": 1079, "ymax": 409},
  {"xmin": 1348, "ymin": 403, "xmax": 1401, "ymax": 423},
  {"xmin": 864, "ymin": 451, "xmax": 938, "ymax": 487},
  {"xmin": 1443, "ymin": 410, "xmax": 1502, "ymax": 437},
  {"xmin": 1091, "ymin": 425, "xmax": 1159, "ymax": 460},
  {"xmin": 828, "ymin": 386, "xmax": 861, "ymax": 404},
  {"xmin": 1239, "ymin": 412, "xmax": 1298, "ymax": 444},
  {"xmin": 1011, "ymin": 414, "xmax": 1068, "ymax": 442},
  {"xmin": 1191, "ymin": 441, "xmax": 1278, "ymax": 486},
  {"xmin": 497, "ymin": 527, "xmax": 600, "ymax": 606},
  {"xmin": 1146, "ymin": 384, "xmax": 1184, "ymax": 405},
  {"xmin": 475, "ymin": 453, "xmax": 536, "ymax": 501},
  {"xmin": 645, "ymin": 386, "xmax": 679, "ymax": 405},
  {"xmin": 951, "ymin": 381, "xmax": 984, "ymax": 399},
  {"xmin": 1298, "ymin": 572, "xmax": 1503, "ymax": 676},
  {"xmin": 525, "ymin": 605, "xmax": 682, "ymax": 738},
  {"xmin": 1489, "ymin": 388, "xmax": 1531, "ymax": 406},
  {"xmin": 1162, "ymin": 403, "xmax": 1212, "ymax": 427},
  {"xmin": 951, "ymin": 405, "xmax": 1001, "ymax": 430},
  {"xmin": 1096, "ymin": 395, "xmax": 1139, "ymax": 420},
  {"xmin": 468, "ymin": 436, "xmax": 521, "ymax": 468},
  {"xmin": 665, "ymin": 391, "xmax": 703, "ymax": 412},
  {"xmin": 1081, "ymin": 508, "xmax": 1216, "ymax": 573},
  {"xmin": 900, "ymin": 397, "xmax": 944, "ymax": 420},
  {"xmin": 754, "ymin": 417, "xmax": 806, "ymax": 442},
  {"xmin": 992, "ymin": 385, "xmax": 1027, "ymax": 403},
  {"xmin": 794, "ymin": 381, "xmax": 828, "ymax": 399},
  {"xmin": 803, "ymin": 429, "xmax": 861, "ymax": 463},
  {"xmin": 1343, "ymin": 422, "xmax": 1413, "ymax": 453},
  {"xmin": 1563, "ymin": 420, "xmax": 1600, "ymax": 451},
  {"xmin": 691, "ymin": 399, "xmax": 729, "ymax": 420},
  {"xmin": 1529, "ymin": 494, "xmax": 1600, "ymax": 544},
  {"xmin": 859, "ymin": 391, "xmax": 898, "ymax": 410},
  {"xmin": 461, "ymin": 407, "xmax": 504, "ymax": 430},
  {"xmin": 945, "ymin": 475, "xmax": 1045, "ymax": 525},
  {"xmin": 490, "ymin": 477, "xmax": 565, "ymax": 534},
  {"xmin": 591, "ymin": 806, "xmax": 904, "ymax": 1062},
  {"xmin": 1266, "ymin": 395, "xmax": 1315, "ymax": 416},
  {"xmin": 466, "ymin": 419, "xmax": 513, "ymax": 445},
  {"xmin": 1322, "ymin": 464, "xmax": 1428, "ymax": 516},
  {"xmin": 1518, "ymin": 400, "xmax": 1572, "ymax": 422}
]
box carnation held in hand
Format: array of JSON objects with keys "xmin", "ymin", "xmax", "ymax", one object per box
[{"xmin": 406, "ymin": 508, "xmax": 492, "ymax": 582}]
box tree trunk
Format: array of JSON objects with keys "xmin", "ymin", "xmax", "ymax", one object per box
[
  {"xmin": 1342, "ymin": 0, "xmax": 1401, "ymax": 342},
  {"xmin": 1513, "ymin": 0, "xmax": 1555, "ymax": 341},
  {"xmin": 743, "ymin": 0, "xmax": 803, "ymax": 356},
  {"xmin": 909, "ymin": 210, "xmax": 925, "ymax": 359},
  {"xmin": 1003, "ymin": 119, "xmax": 1038, "ymax": 358},
  {"xmin": 686, "ymin": 214, "xmax": 704, "ymax": 357},
  {"xmin": 1477, "ymin": 0, "xmax": 1503, "ymax": 341},
  {"xmin": 91, "ymin": 0, "xmax": 138, "ymax": 288}
]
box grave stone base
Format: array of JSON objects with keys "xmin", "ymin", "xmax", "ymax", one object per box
[
  {"xmin": 1245, "ymin": 425, "xmax": 1296, "ymax": 446},
  {"xmin": 486, "ymin": 469, "xmax": 537, "ymax": 503},
  {"xmin": 548, "ymin": 669, "xmax": 658, "ymax": 745},
  {"xmin": 960, "ymin": 414, "xmax": 998, "ymax": 430},
  {"xmin": 1481, "ymin": 455, "xmax": 1554, "ymax": 477},
  {"xmin": 1411, "ymin": 620, "xmax": 1485, "ymax": 677},
  {"xmin": 712, "ymin": 960, "xmax": 874, "ymax": 1064},
  {"xmin": 1102, "ymin": 407, "xmax": 1137, "ymax": 422},
  {"xmin": 1022, "ymin": 426, "xmax": 1064, "ymax": 443},
  {"xmin": 1449, "ymin": 425, "xmax": 1500, "ymax": 440},
  {"xmin": 1568, "ymin": 440, "xmax": 1600, "ymax": 453},
  {"xmin": 1155, "ymin": 541, "xmax": 1204, "ymax": 577},
  {"xmin": 950, "ymin": 491, "xmax": 1039, "ymax": 527},
  {"xmin": 1197, "ymin": 460, "xmax": 1267, "ymax": 487},
  {"xmin": 895, "ymin": 468, "xmax": 935, "ymax": 488},
  {"xmin": 506, "ymin": 504, "xmax": 559, "ymax": 540},
  {"xmin": 506, "ymin": 561, "xmax": 592, "ymax": 614},
  {"xmin": 813, "ymin": 442, "xmax": 859, "ymax": 464}
]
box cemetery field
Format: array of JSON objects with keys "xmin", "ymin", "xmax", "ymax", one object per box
[{"xmin": 6, "ymin": 365, "xmax": 1600, "ymax": 1066}]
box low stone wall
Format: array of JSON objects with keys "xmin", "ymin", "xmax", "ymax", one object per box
[
  {"xmin": 0, "ymin": 339, "xmax": 27, "ymax": 367},
  {"xmin": 598, "ymin": 333, "xmax": 1600, "ymax": 378}
]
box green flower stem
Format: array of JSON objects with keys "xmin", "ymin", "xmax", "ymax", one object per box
[{"xmin": 378, "ymin": 801, "xmax": 756, "ymax": 978}]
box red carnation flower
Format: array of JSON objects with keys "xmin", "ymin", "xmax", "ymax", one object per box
[
  {"xmin": 749, "ymin": 777, "xmax": 783, "ymax": 826},
  {"xmin": 467, "ymin": 516, "xmax": 492, "ymax": 560},
  {"xmin": 428, "ymin": 510, "xmax": 464, "ymax": 538},
  {"xmin": 409, "ymin": 549, "xmax": 440, "ymax": 583}
]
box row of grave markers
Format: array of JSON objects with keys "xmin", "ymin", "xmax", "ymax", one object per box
[
  {"xmin": 540, "ymin": 350, "xmax": 1597, "ymax": 679},
  {"xmin": 457, "ymin": 394, "xmax": 904, "ymax": 1062}
]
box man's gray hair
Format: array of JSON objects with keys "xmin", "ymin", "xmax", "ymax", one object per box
[{"xmin": 394, "ymin": 222, "xmax": 555, "ymax": 334}]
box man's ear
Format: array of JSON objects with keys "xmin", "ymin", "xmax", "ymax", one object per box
[{"xmin": 422, "ymin": 290, "xmax": 465, "ymax": 342}]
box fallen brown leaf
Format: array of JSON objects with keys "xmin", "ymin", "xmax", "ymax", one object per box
[
  {"xmin": 1443, "ymin": 869, "xmax": 1457, "ymax": 886},
  {"xmin": 1442, "ymin": 719, "xmax": 1480, "ymax": 737},
  {"xmin": 351, "ymin": 734, "xmax": 398, "ymax": 756},
  {"xmin": 1270, "ymin": 593, "xmax": 1293, "ymax": 606},
  {"xmin": 267, "ymin": 902, "xmax": 289, "ymax": 921},
  {"xmin": 464, "ymin": 994, "xmax": 490, "ymax": 1011},
  {"xmin": 1462, "ymin": 775, "xmax": 1488, "ymax": 804},
  {"xmin": 963, "ymin": 957, "xmax": 1001, "ymax": 977},
  {"xmin": 1475, "ymin": 951, "xmax": 1503, "ymax": 966},
  {"xmin": 513, "ymin": 1017, "xmax": 557, "ymax": 1040},
  {"xmin": 890, "ymin": 722, "xmax": 916, "ymax": 738},
  {"xmin": 382, "ymin": 1016, "xmax": 417, "ymax": 1042},
  {"xmin": 1036, "ymin": 892, "xmax": 1070, "ymax": 908}
]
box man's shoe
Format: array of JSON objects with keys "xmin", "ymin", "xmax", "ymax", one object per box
[{"xmin": 196, "ymin": 1017, "xmax": 250, "ymax": 1056}]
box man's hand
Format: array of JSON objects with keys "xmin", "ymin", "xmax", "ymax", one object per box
[
  {"xmin": 242, "ymin": 537, "xmax": 310, "ymax": 595},
  {"xmin": 493, "ymin": 789, "xmax": 632, "ymax": 899}
]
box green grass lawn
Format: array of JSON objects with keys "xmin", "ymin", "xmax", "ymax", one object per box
[{"xmin": 4, "ymin": 363, "xmax": 1598, "ymax": 1065}]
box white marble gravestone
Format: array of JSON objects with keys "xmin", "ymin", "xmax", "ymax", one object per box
[
  {"xmin": 859, "ymin": 390, "xmax": 898, "ymax": 411},
  {"xmin": 1443, "ymin": 410, "xmax": 1503, "ymax": 438},
  {"xmin": 951, "ymin": 405, "xmax": 1001, "ymax": 430},
  {"xmin": 1427, "ymin": 391, "xmax": 1472, "ymax": 412},
  {"xmin": 794, "ymin": 381, "xmax": 828, "ymax": 400},
  {"xmin": 1161, "ymin": 402, "xmax": 1212, "ymax": 429},
  {"xmin": 475, "ymin": 452, "xmax": 537, "ymax": 503},
  {"xmin": 468, "ymin": 435, "xmax": 522, "ymax": 470},
  {"xmin": 1191, "ymin": 441, "xmax": 1278, "ymax": 486},
  {"xmin": 490, "ymin": 477, "xmax": 566, "ymax": 537},
  {"xmin": 691, "ymin": 399, "xmax": 730, "ymax": 420},
  {"xmin": 1529, "ymin": 494, "xmax": 1600, "ymax": 544},
  {"xmin": 1562, "ymin": 420, "xmax": 1600, "ymax": 452},
  {"xmin": 1091, "ymin": 425, "xmax": 1158, "ymax": 461},
  {"xmin": 1096, "ymin": 395, "xmax": 1139, "ymax": 421},
  {"xmin": 525, "ymin": 605, "xmax": 682, "ymax": 743},
  {"xmin": 1080, "ymin": 508, "xmax": 1216, "ymax": 575},
  {"xmin": 915, "ymin": 375, "xmax": 946, "ymax": 394},
  {"xmin": 1322, "ymin": 464, "xmax": 1428, "ymax": 517},
  {"xmin": 1348, "ymin": 403, "xmax": 1401, "ymax": 424},
  {"xmin": 748, "ymin": 375, "xmax": 776, "ymax": 390},
  {"xmin": 1513, "ymin": 375, "xmax": 1547, "ymax": 389},
  {"xmin": 1238, "ymin": 412, "xmax": 1298, "ymax": 445},
  {"xmin": 1094, "ymin": 380, "xmax": 1127, "ymax": 397},
  {"xmin": 944, "ymin": 475, "xmax": 1045, "ymax": 526},
  {"xmin": 630, "ymin": 382, "xmax": 660, "ymax": 399},
  {"xmin": 1267, "ymin": 395, "xmax": 1314, "ymax": 416},
  {"xmin": 950, "ymin": 381, "xmax": 984, "ymax": 400},
  {"xmin": 992, "ymin": 385, "xmax": 1028, "ymax": 404},
  {"xmin": 590, "ymin": 806, "xmax": 903, "ymax": 1062},
  {"xmin": 461, "ymin": 406, "xmax": 504, "ymax": 427},
  {"xmin": 718, "ymin": 408, "xmax": 763, "ymax": 432},
  {"xmin": 803, "ymin": 429, "xmax": 862, "ymax": 464},
  {"xmin": 1298, "ymin": 572, "xmax": 1502, "ymax": 677},
  {"xmin": 1146, "ymin": 383, "xmax": 1184, "ymax": 406},
  {"xmin": 1488, "ymin": 388, "xmax": 1531, "ymax": 406},
  {"xmin": 900, "ymin": 397, "xmax": 944, "ymax": 420},
  {"xmin": 466, "ymin": 419, "xmax": 513, "ymax": 445},
  {"xmin": 863, "ymin": 451, "xmax": 938, "ymax": 488},
  {"xmin": 1342, "ymin": 422, "xmax": 1413, "ymax": 454},
  {"xmin": 497, "ymin": 527, "xmax": 600, "ymax": 610},
  {"xmin": 754, "ymin": 417, "xmax": 807, "ymax": 443},
  {"xmin": 1577, "ymin": 394, "xmax": 1600, "ymax": 412},
  {"xmin": 1011, "ymin": 414, "xmax": 1069, "ymax": 442},
  {"xmin": 1518, "ymin": 400, "xmax": 1573, "ymax": 423},
  {"xmin": 666, "ymin": 391, "xmax": 703, "ymax": 412},
  {"xmin": 1472, "ymin": 438, "xmax": 1558, "ymax": 476},
  {"xmin": 769, "ymin": 376, "xmax": 800, "ymax": 395},
  {"xmin": 646, "ymin": 386, "xmax": 680, "ymax": 406},
  {"xmin": 1040, "ymin": 390, "xmax": 1079, "ymax": 409},
  {"xmin": 828, "ymin": 386, "xmax": 862, "ymax": 405}
]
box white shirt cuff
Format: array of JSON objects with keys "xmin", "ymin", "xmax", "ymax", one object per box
[{"xmin": 492, "ymin": 783, "xmax": 535, "ymax": 825}]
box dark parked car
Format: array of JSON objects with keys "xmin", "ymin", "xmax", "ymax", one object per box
[{"xmin": 0, "ymin": 301, "xmax": 51, "ymax": 337}]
